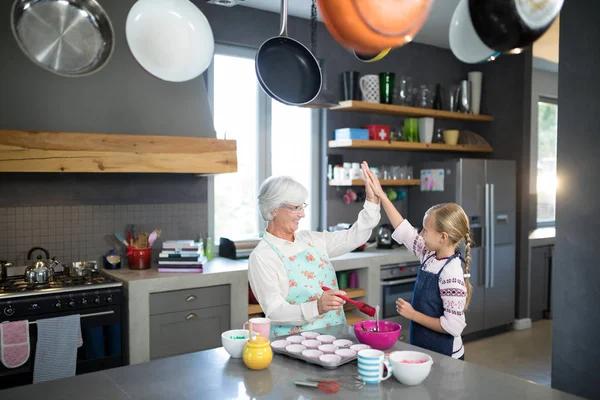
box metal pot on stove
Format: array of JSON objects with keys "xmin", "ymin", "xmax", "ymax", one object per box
[
  {"xmin": 1, "ymin": 261, "xmax": 14, "ymax": 282},
  {"xmin": 62, "ymin": 261, "xmax": 98, "ymax": 278},
  {"xmin": 25, "ymin": 247, "xmax": 59, "ymax": 284}
]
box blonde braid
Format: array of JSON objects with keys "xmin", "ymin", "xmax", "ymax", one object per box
[{"xmin": 464, "ymin": 231, "xmax": 473, "ymax": 309}]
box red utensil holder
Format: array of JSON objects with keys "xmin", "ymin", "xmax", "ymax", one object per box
[{"xmin": 127, "ymin": 247, "xmax": 152, "ymax": 270}]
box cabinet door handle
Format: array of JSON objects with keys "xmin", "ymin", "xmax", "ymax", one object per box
[
  {"xmin": 185, "ymin": 313, "xmax": 197, "ymax": 321},
  {"xmin": 186, "ymin": 295, "xmax": 197, "ymax": 302}
]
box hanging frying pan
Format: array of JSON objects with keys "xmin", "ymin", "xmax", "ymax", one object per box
[
  {"xmin": 468, "ymin": 0, "xmax": 563, "ymax": 52},
  {"xmin": 11, "ymin": 0, "xmax": 114, "ymax": 77},
  {"xmin": 255, "ymin": 0, "xmax": 322, "ymax": 106}
]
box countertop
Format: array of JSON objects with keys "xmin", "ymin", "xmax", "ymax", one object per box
[
  {"xmin": 0, "ymin": 325, "xmax": 580, "ymax": 400},
  {"xmin": 529, "ymin": 227, "xmax": 556, "ymax": 247}
]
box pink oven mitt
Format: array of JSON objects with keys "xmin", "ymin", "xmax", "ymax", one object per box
[{"xmin": 0, "ymin": 320, "xmax": 30, "ymax": 369}]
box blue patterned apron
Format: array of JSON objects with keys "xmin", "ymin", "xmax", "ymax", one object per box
[{"xmin": 263, "ymin": 235, "xmax": 346, "ymax": 338}]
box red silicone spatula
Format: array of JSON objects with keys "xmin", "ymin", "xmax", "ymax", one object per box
[{"xmin": 322, "ymin": 286, "xmax": 376, "ymax": 317}]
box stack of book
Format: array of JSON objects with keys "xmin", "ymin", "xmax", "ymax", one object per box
[{"xmin": 158, "ymin": 240, "xmax": 206, "ymax": 273}]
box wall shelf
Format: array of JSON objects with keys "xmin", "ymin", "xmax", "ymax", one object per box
[
  {"xmin": 0, "ymin": 129, "xmax": 237, "ymax": 173},
  {"xmin": 330, "ymin": 100, "xmax": 494, "ymax": 122},
  {"xmin": 329, "ymin": 179, "xmax": 420, "ymax": 187},
  {"xmin": 328, "ymin": 139, "xmax": 492, "ymax": 153}
]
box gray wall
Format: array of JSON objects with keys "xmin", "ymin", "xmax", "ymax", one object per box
[{"xmin": 552, "ymin": 1, "xmax": 600, "ymax": 398}]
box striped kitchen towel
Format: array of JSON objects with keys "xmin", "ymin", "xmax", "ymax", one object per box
[{"xmin": 33, "ymin": 314, "xmax": 80, "ymax": 384}]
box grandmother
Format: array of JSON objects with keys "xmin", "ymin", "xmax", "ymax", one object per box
[{"xmin": 248, "ymin": 162, "xmax": 381, "ymax": 337}]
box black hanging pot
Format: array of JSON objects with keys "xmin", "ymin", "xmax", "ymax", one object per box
[
  {"xmin": 468, "ymin": 0, "xmax": 563, "ymax": 52},
  {"xmin": 255, "ymin": 0, "xmax": 322, "ymax": 106}
]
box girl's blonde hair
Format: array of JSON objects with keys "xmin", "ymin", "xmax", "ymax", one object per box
[{"xmin": 425, "ymin": 203, "xmax": 473, "ymax": 308}]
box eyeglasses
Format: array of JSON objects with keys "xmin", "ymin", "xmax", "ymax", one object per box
[{"xmin": 280, "ymin": 203, "xmax": 307, "ymax": 214}]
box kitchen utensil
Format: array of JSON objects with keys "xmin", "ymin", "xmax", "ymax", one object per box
[
  {"xmin": 62, "ymin": 261, "xmax": 97, "ymax": 278},
  {"xmin": 243, "ymin": 317, "xmax": 271, "ymax": 339},
  {"xmin": 308, "ymin": 376, "xmax": 364, "ymax": 391},
  {"xmin": 25, "ymin": 247, "xmax": 58, "ymax": 284},
  {"xmin": 0, "ymin": 261, "xmax": 14, "ymax": 283},
  {"xmin": 449, "ymin": 0, "xmax": 501, "ymax": 64},
  {"xmin": 321, "ymin": 286, "xmax": 376, "ymax": 317},
  {"xmin": 243, "ymin": 330, "xmax": 272, "ymax": 370},
  {"xmin": 359, "ymin": 75, "xmax": 380, "ymax": 103},
  {"xmin": 353, "ymin": 48, "xmax": 391, "ymax": 63},
  {"xmin": 468, "ymin": 71, "xmax": 483, "ymax": 114},
  {"xmin": 127, "ymin": 247, "xmax": 152, "ymax": 270},
  {"xmin": 221, "ymin": 329, "xmax": 253, "ymax": 359},
  {"xmin": 377, "ymin": 224, "xmax": 393, "ymax": 249},
  {"xmin": 353, "ymin": 320, "xmax": 402, "ymax": 351},
  {"xmin": 148, "ymin": 228, "xmax": 162, "ymax": 247},
  {"xmin": 379, "ymin": 73, "xmax": 395, "ymax": 104},
  {"xmin": 469, "ymin": 0, "xmax": 563, "ymax": 53},
  {"xmin": 11, "ymin": 0, "xmax": 115, "ymax": 77},
  {"xmin": 295, "ymin": 380, "xmax": 340, "ymax": 394},
  {"xmin": 114, "ymin": 233, "xmax": 129, "ymax": 247},
  {"xmin": 389, "ymin": 350, "xmax": 433, "ymax": 386},
  {"xmin": 459, "ymin": 80, "xmax": 472, "ymax": 113},
  {"xmin": 418, "ymin": 117, "xmax": 434, "ymax": 143},
  {"xmin": 357, "ymin": 349, "xmax": 393, "ymax": 384},
  {"xmin": 375, "ymin": 305, "xmax": 380, "ymax": 332},
  {"xmin": 256, "ymin": 0, "xmax": 321, "ymax": 106},
  {"xmin": 126, "ymin": 0, "xmax": 214, "ymax": 82},
  {"xmin": 317, "ymin": 0, "xmax": 434, "ymax": 55},
  {"xmin": 342, "ymin": 71, "xmax": 361, "ymax": 100},
  {"xmin": 138, "ymin": 232, "xmax": 149, "ymax": 249},
  {"xmin": 443, "ymin": 130, "xmax": 460, "ymax": 145}
]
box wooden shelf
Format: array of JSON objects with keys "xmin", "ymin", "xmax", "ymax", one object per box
[
  {"xmin": 329, "ymin": 139, "xmax": 492, "ymax": 153},
  {"xmin": 330, "ymin": 100, "xmax": 493, "ymax": 122},
  {"xmin": 0, "ymin": 129, "xmax": 237, "ymax": 173},
  {"xmin": 247, "ymin": 288, "xmax": 366, "ymax": 316},
  {"xmin": 329, "ymin": 179, "xmax": 420, "ymax": 187}
]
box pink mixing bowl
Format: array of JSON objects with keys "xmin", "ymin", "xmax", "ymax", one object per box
[{"xmin": 353, "ymin": 320, "xmax": 402, "ymax": 351}]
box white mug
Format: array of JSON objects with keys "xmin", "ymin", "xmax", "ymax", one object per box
[
  {"xmin": 358, "ymin": 349, "xmax": 393, "ymax": 384},
  {"xmin": 359, "ymin": 75, "xmax": 380, "ymax": 103}
]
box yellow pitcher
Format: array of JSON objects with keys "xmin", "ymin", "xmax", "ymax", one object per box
[{"xmin": 243, "ymin": 334, "xmax": 273, "ymax": 370}]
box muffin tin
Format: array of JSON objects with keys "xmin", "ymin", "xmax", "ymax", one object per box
[{"xmin": 270, "ymin": 332, "xmax": 369, "ymax": 369}]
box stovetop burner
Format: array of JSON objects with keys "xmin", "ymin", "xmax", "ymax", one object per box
[{"xmin": 0, "ymin": 272, "xmax": 122, "ymax": 298}]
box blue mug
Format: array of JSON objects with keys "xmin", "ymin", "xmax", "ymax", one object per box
[{"xmin": 358, "ymin": 349, "xmax": 393, "ymax": 384}]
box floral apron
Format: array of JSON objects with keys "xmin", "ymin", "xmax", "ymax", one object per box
[{"xmin": 264, "ymin": 235, "xmax": 346, "ymax": 338}]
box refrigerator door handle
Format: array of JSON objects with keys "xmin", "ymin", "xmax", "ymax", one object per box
[
  {"xmin": 490, "ymin": 183, "xmax": 495, "ymax": 288},
  {"xmin": 484, "ymin": 183, "xmax": 490, "ymax": 289}
]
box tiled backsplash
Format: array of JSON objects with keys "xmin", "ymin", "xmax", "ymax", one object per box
[{"xmin": 0, "ymin": 203, "xmax": 208, "ymax": 267}]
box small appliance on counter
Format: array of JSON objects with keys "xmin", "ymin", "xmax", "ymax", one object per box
[
  {"xmin": 377, "ymin": 224, "xmax": 394, "ymax": 249},
  {"xmin": 219, "ymin": 237, "xmax": 261, "ymax": 260}
]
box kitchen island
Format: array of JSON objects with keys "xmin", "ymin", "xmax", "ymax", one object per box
[{"xmin": 0, "ymin": 325, "xmax": 579, "ymax": 400}]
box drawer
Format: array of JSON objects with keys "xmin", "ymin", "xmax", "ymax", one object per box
[
  {"xmin": 150, "ymin": 285, "xmax": 230, "ymax": 315},
  {"xmin": 150, "ymin": 305, "xmax": 230, "ymax": 360}
]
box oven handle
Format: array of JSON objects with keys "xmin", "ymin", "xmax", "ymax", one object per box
[
  {"xmin": 28, "ymin": 310, "xmax": 115, "ymax": 324},
  {"xmin": 380, "ymin": 277, "xmax": 417, "ymax": 286}
]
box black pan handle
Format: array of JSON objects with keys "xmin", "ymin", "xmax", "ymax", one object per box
[{"xmin": 27, "ymin": 247, "xmax": 49, "ymax": 261}]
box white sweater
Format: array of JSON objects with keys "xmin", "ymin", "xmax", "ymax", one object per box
[{"xmin": 393, "ymin": 220, "xmax": 467, "ymax": 359}]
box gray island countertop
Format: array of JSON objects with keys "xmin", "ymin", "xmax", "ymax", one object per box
[{"xmin": 0, "ymin": 325, "xmax": 581, "ymax": 400}]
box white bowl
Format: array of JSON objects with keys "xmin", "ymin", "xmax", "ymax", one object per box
[
  {"xmin": 318, "ymin": 344, "xmax": 339, "ymax": 354},
  {"xmin": 287, "ymin": 335, "xmax": 305, "ymax": 344},
  {"xmin": 286, "ymin": 344, "xmax": 306, "ymax": 355},
  {"xmin": 302, "ymin": 349, "xmax": 323, "ymax": 359},
  {"xmin": 302, "ymin": 339, "xmax": 322, "ymax": 349},
  {"xmin": 301, "ymin": 331, "xmax": 320, "ymax": 339},
  {"xmin": 316, "ymin": 335, "xmax": 336, "ymax": 344},
  {"xmin": 221, "ymin": 329, "xmax": 253, "ymax": 358},
  {"xmin": 271, "ymin": 340, "xmax": 290, "ymax": 350},
  {"xmin": 335, "ymin": 348, "xmax": 357, "ymax": 359},
  {"xmin": 319, "ymin": 354, "xmax": 342, "ymax": 364},
  {"xmin": 333, "ymin": 339, "xmax": 353, "ymax": 348},
  {"xmin": 389, "ymin": 351, "xmax": 433, "ymax": 386},
  {"xmin": 449, "ymin": 0, "xmax": 500, "ymax": 64}
]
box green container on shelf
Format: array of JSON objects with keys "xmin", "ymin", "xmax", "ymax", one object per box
[{"xmin": 404, "ymin": 118, "xmax": 419, "ymax": 142}]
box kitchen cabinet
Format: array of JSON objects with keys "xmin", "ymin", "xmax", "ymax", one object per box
[
  {"xmin": 530, "ymin": 245, "xmax": 553, "ymax": 322},
  {"xmin": 149, "ymin": 285, "xmax": 231, "ymax": 360}
]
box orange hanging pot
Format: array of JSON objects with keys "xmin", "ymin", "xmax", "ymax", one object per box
[{"xmin": 317, "ymin": 0, "xmax": 434, "ymax": 55}]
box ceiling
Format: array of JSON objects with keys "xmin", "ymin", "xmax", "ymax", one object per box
[
  {"xmin": 533, "ymin": 15, "xmax": 559, "ymax": 65},
  {"xmin": 237, "ymin": 0, "xmax": 461, "ymax": 48}
]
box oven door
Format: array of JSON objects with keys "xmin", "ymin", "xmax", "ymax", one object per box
[
  {"xmin": 381, "ymin": 277, "xmax": 417, "ymax": 343},
  {"xmin": 0, "ymin": 305, "xmax": 124, "ymax": 390}
]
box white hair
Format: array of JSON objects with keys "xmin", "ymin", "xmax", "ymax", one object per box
[{"xmin": 258, "ymin": 176, "xmax": 308, "ymax": 221}]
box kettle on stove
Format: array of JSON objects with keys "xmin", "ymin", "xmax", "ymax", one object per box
[
  {"xmin": 25, "ymin": 247, "xmax": 59, "ymax": 284},
  {"xmin": 376, "ymin": 224, "xmax": 394, "ymax": 249}
]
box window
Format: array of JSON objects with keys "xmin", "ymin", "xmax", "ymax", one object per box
[
  {"xmin": 209, "ymin": 45, "xmax": 317, "ymax": 242},
  {"xmin": 536, "ymin": 98, "xmax": 558, "ymax": 226}
]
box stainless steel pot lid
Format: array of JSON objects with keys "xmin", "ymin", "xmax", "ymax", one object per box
[{"xmin": 11, "ymin": 0, "xmax": 115, "ymax": 77}]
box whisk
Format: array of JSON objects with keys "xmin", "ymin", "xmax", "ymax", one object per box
[
  {"xmin": 295, "ymin": 380, "xmax": 340, "ymax": 394},
  {"xmin": 308, "ymin": 376, "xmax": 364, "ymax": 391}
]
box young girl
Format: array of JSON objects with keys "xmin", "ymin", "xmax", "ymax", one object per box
[{"xmin": 362, "ymin": 162, "xmax": 472, "ymax": 360}]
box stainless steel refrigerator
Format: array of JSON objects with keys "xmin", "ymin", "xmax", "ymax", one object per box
[{"xmin": 408, "ymin": 159, "xmax": 516, "ymax": 334}]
